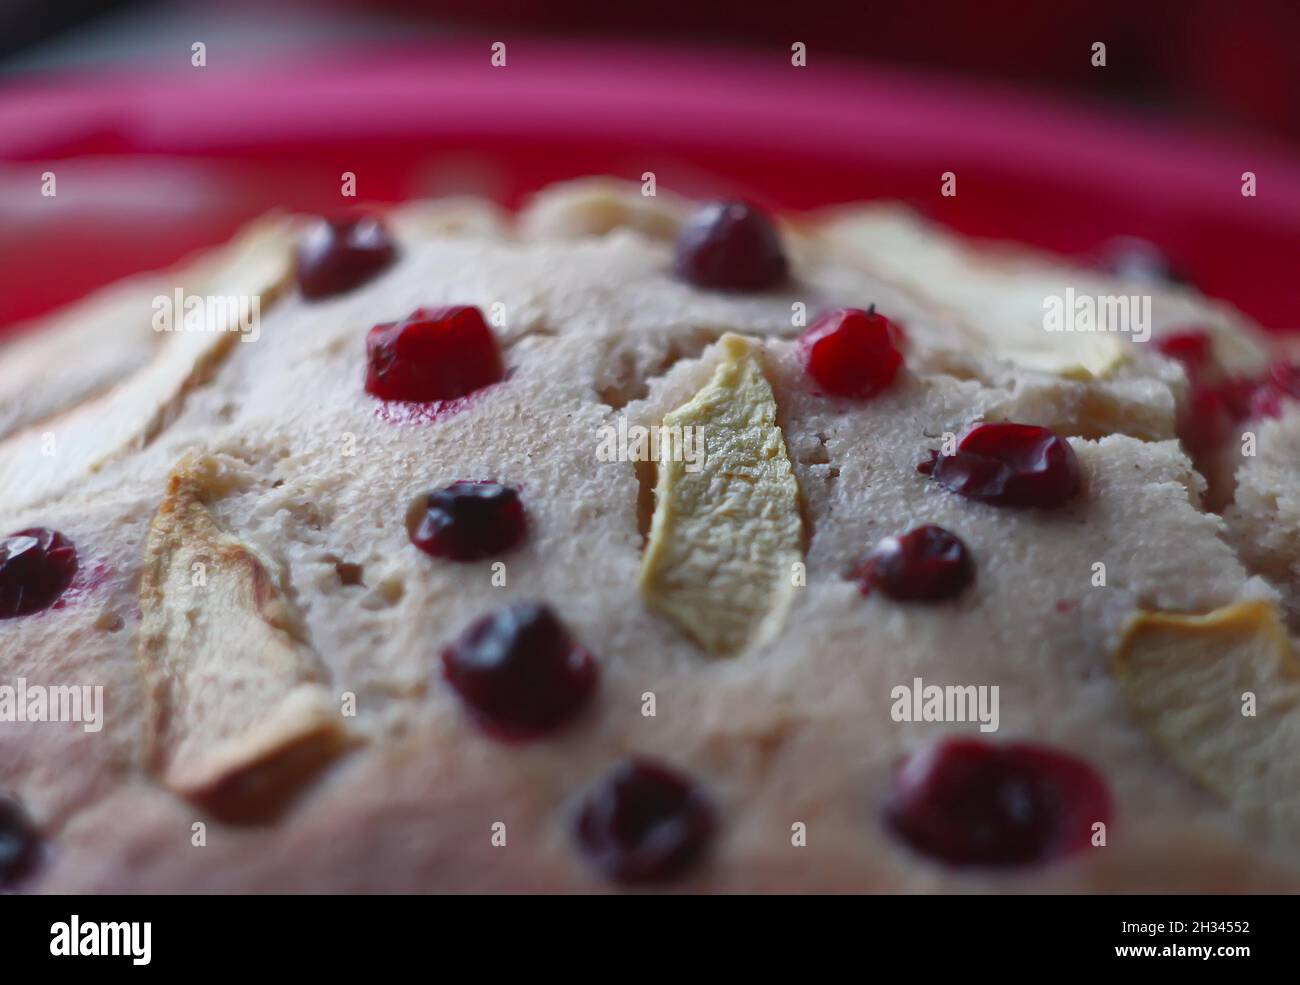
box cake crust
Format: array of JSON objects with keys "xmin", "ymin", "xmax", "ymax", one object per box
[{"xmin": 2, "ymin": 178, "xmax": 1297, "ymax": 892}]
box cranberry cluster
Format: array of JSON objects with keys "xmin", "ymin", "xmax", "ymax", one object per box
[{"xmin": 1157, "ymin": 329, "xmax": 1300, "ymax": 455}]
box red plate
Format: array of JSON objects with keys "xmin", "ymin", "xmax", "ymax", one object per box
[{"xmin": 3, "ymin": 41, "xmax": 1299, "ymax": 332}]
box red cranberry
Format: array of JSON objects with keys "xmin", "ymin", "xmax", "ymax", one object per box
[
  {"xmin": 884, "ymin": 738, "xmax": 1111, "ymax": 868},
  {"xmin": 673, "ymin": 201, "xmax": 788, "ymax": 291},
  {"xmin": 0, "ymin": 528, "xmax": 77, "ymax": 619},
  {"xmin": 366, "ymin": 306, "xmax": 504, "ymax": 403},
  {"xmin": 295, "ymin": 213, "xmax": 397, "ymax": 299},
  {"xmin": 1157, "ymin": 330, "xmax": 1236, "ymax": 452},
  {"xmin": 574, "ymin": 758, "xmax": 715, "ymax": 884},
  {"xmin": 924, "ymin": 423, "xmax": 1080, "ymax": 508},
  {"xmin": 1191, "ymin": 380, "xmax": 1273, "ymax": 448},
  {"xmin": 855, "ymin": 525, "xmax": 973, "ymax": 601},
  {"xmin": 0, "ymin": 793, "xmax": 41, "ymax": 886},
  {"xmin": 442, "ymin": 603, "xmax": 597, "ymax": 739},
  {"xmin": 1156, "ymin": 329, "xmax": 1214, "ymax": 375},
  {"xmin": 410, "ymin": 481, "xmax": 526, "ymax": 561},
  {"xmin": 798, "ymin": 306, "xmax": 903, "ymax": 398},
  {"xmin": 1157, "ymin": 330, "xmax": 1300, "ymax": 450}
]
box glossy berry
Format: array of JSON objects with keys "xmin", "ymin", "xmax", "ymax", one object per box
[
  {"xmin": 410, "ymin": 481, "xmax": 526, "ymax": 561},
  {"xmin": 798, "ymin": 307, "xmax": 903, "ymax": 398},
  {"xmin": 855, "ymin": 525, "xmax": 973, "ymax": 601},
  {"xmin": 0, "ymin": 528, "xmax": 77, "ymax": 619},
  {"xmin": 365, "ymin": 306, "xmax": 504, "ymax": 402},
  {"xmin": 922, "ymin": 423, "xmax": 1080, "ymax": 509},
  {"xmin": 295, "ymin": 213, "xmax": 397, "ymax": 299},
  {"xmin": 574, "ymin": 758, "xmax": 715, "ymax": 884},
  {"xmin": 673, "ymin": 201, "xmax": 788, "ymax": 291},
  {"xmin": 0, "ymin": 793, "xmax": 41, "ymax": 886},
  {"xmin": 884, "ymin": 738, "xmax": 1111, "ymax": 868},
  {"xmin": 441, "ymin": 603, "xmax": 597, "ymax": 739}
]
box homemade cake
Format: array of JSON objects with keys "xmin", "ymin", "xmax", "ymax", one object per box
[{"xmin": 1, "ymin": 177, "xmax": 1297, "ymax": 892}]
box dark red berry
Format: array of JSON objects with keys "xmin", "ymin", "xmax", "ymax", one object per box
[
  {"xmin": 365, "ymin": 306, "xmax": 504, "ymax": 402},
  {"xmin": 673, "ymin": 201, "xmax": 788, "ymax": 291},
  {"xmin": 798, "ymin": 307, "xmax": 903, "ymax": 398},
  {"xmin": 884, "ymin": 738, "xmax": 1111, "ymax": 868},
  {"xmin": 410, "ymin": 481, "xmax": 526, "ymax": 561},
  {"xmin": 0, "ymin": 528, "xmax": 77, "ymax": 619},
  {"xmin": 442, "ymin": 603, "xmax": 597, "ymax": 739},
  {"xmin": 295, "ymin": 213, "xmax": 397, "ymax": 299},
  {"xmin": 575, "ymin": 758, "xmax": 715, "ymax": 884},
  {"xmin": 0, "ymin": 793, "xmax": 41, "ymax": 886},
  {"xmin": 925, "ymin": 423, "xmax": 1080, "ymax": 508},
  {"xmin": 855, "ymin": 525, "xmax": 973, "ymax": 601}
]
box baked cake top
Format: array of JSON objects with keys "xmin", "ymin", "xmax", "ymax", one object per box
[{"xmin": 0, "ymin": 177, "xmax": 1297, "ymax": 892}]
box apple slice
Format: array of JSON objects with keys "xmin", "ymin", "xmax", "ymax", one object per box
[
  {"xmin": 640, "ymin": 334, "xmax": 803, "ymax": 655},
  {"xmin": 138, "ymin": 454, "xmax": 348, "ymax": 821},
  {"xmin": 1114, "ymin": 600, "xmax": 1300, "ymax": 839}
]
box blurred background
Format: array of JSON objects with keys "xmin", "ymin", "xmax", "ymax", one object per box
[{"xmin": 2, "ymin": 0, "xmax": 1299, "ymax": 332}]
